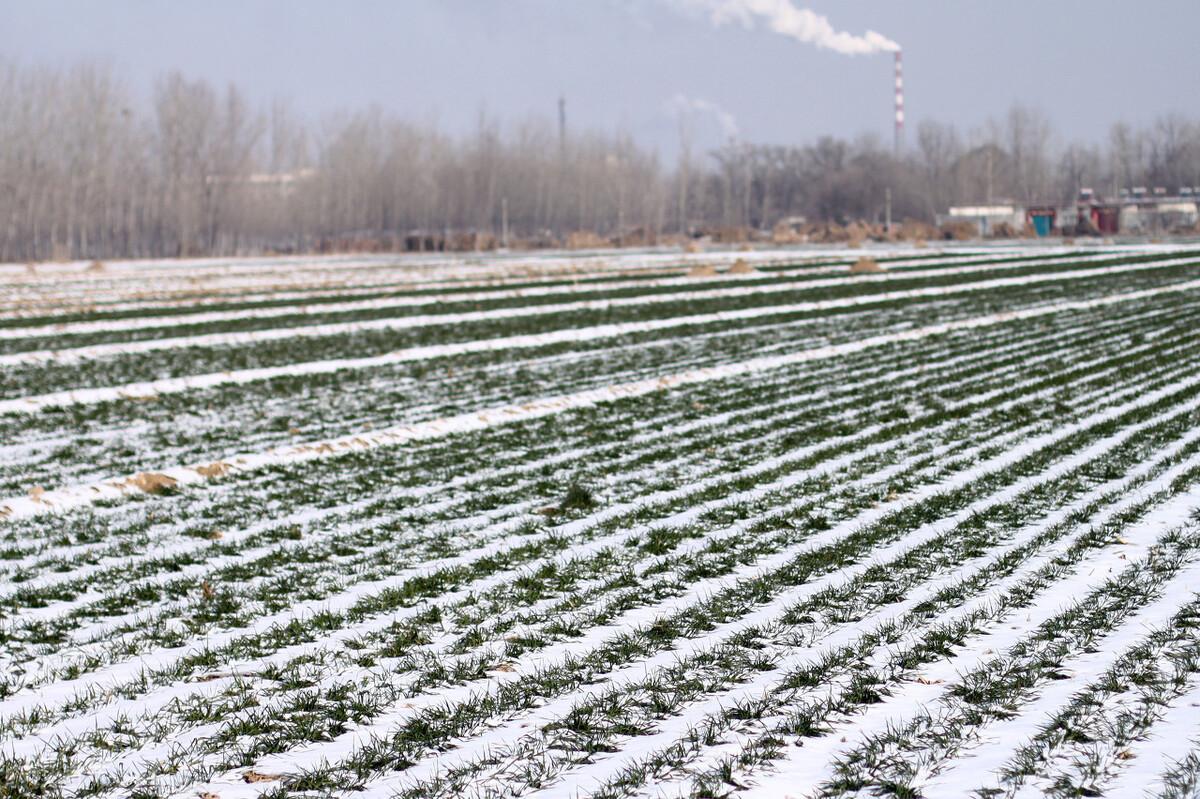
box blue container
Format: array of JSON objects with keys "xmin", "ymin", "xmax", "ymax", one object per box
[{"xmin": 1031, "ymin": 214, "xmax": 1053, "ymax": 237}]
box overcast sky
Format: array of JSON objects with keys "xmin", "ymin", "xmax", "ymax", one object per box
[{"xmin": 3, "ymin": 0, "xmax": 1198, "ymax": 156}]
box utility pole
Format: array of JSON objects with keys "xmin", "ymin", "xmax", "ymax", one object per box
[
  {"xmin": 884, "ymin": 187, "xmax": 892, "ymax": 235},
  {"xmin": 501, "ymin": 197, "xmax": 509, "ymax": 249},
  {"xmin": 678, "ymin": 116, "xmax": 691, "ymax": 236},
  {"xmin": 893, "ymin": 51, "xmax": 904, "ymax": 155},
  {"xmin": 558, "ymin": 96, "xmax": 567, "ymax": 162},
  {"xmin": 986, "ymin": 147, "xmax": 994, "ymax": 205}
]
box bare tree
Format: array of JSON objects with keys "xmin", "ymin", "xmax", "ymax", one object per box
[{"xmin": 2, "ymin": 58, "xmax": 1199, "ymax": 261}]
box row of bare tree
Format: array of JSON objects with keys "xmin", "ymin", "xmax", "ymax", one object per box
[{"xmin": 2, "ymin": 61, "xmax": 1199, "ymax": 260}]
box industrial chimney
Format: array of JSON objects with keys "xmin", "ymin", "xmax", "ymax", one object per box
[{"xmin": 894, "ymin": 50, "xmax": 904, "ymax": 154}]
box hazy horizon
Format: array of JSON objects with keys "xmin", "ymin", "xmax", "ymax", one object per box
[{"xmin": 3, "ymin": 0, "xmax": 1198, "ymax": 157}]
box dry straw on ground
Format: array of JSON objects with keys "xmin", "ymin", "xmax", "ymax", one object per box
[
  {"xmin": 771, "ymin": 223, "xmax": 805, "ymax": 244},
  {"xmin": 242, "ymin": 770, "xmax": 283, "ymax": 783},
  {"xmin": 850, "ymin": 257, "xmax": 885, "ymax": 274},
  {"xmin": 126, "ymin": 472, "xmax": 178, "ymax": 494},
  {"xmin": 846, "ymin": 223, "xmax": 870, "ymax": 249},
  {"xmin": 991, "ymin": 221, "xmax": 1021, "ymax": 239},
  {"xmin": 565, "ymin": 231, "xmax": 606, "ymax": 250},
  {"xmin": 687, "ymin": 264, "xmax": 718, "ymax": 278},
  {"xmin": 86, "ymin": 260, "xmax": 106, "ymax": 272},
  {"xmin": 728, "ymin": 258, "xmax": 756, "ymax": 275},
  {"xmin": 940, "ymin": 220, "xmax": 977, "ymax": 241},
  {"xmin": 194, "ymin": 462, "xmax": 232, "ymax": 478}
]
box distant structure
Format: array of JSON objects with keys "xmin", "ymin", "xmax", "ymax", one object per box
[
  {"xmin": 893, "ymin": 51, "xmax": 904, "ymax": 153},
  {"xmin": 558, "ymin": 96, "xmax": 567, "ymax": 160},
  {"xmin": 938, "ymin": 204, "xmax": 1024, "ymax": 237},
  {"xmin": 1117, "ymin": 187, "xmax": 1199, "ymax": 233},
  {"xmin": 937, "ymin": 187, "xmax": 1200, "ymax": 238}
]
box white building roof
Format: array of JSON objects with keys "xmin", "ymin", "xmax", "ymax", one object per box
[{"xmin": 949, "ymin": 205, "xmax": 1020, "ymax": 217}]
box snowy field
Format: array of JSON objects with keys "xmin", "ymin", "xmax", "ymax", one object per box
[{"xmin": 3, "ymin": 243, "xmax": 1200, "ymax": 798}]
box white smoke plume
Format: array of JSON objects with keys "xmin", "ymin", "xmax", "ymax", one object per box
[
  {"xmin": 675, "ymin": 0, "xmax": 900, "ymax": 55},
  {"xmin": 666, "ymin": 94, "xmax": 740, "ymax": 140}
]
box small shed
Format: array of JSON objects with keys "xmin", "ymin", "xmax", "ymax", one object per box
[
  {"xmin": 1026, "ymin": 206, "xmax": 1057, "ymax": 237},
  {"xmin": 1084, "ymin": 205, "xmax": 1121, "ymax": 235}
]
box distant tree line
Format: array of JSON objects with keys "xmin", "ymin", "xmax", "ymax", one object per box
[{"xmin": 2, "ymin": 60, "xmax": 1199, "ymax": 260}]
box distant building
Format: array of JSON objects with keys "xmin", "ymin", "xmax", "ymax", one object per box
[
  {"xmin": 937, "ymin": 204, "xmax": 1025, "ymax": 236},
  {"xmin": 1119, "ymin": 190, "xmax": 1198, "ymax": 233},
  {"xmin": 940, "ymin": 188, "xmax": 1199, "ymax": 238},
  {"xmin": 1026, "ymin": 206, "xmax": 1056, "ymax": 237}
]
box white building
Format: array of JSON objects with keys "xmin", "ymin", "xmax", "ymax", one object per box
[
  {"xmin": 1119, "ymin": 197, "xmax": 1199, "ymax": 233},
  {"xmin": 936, "ymin": 204, "xmax": 1025, "ymax": 236}
]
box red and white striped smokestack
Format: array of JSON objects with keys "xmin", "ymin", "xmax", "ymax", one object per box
[{"xmin": 894, "ymin": 50, "xmax": 904, "ymax": 153}]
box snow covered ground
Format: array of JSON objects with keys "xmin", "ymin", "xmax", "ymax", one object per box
[{"xmin": 2, "ymin": 243, "xmax": 1199, "ymax": 798}]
